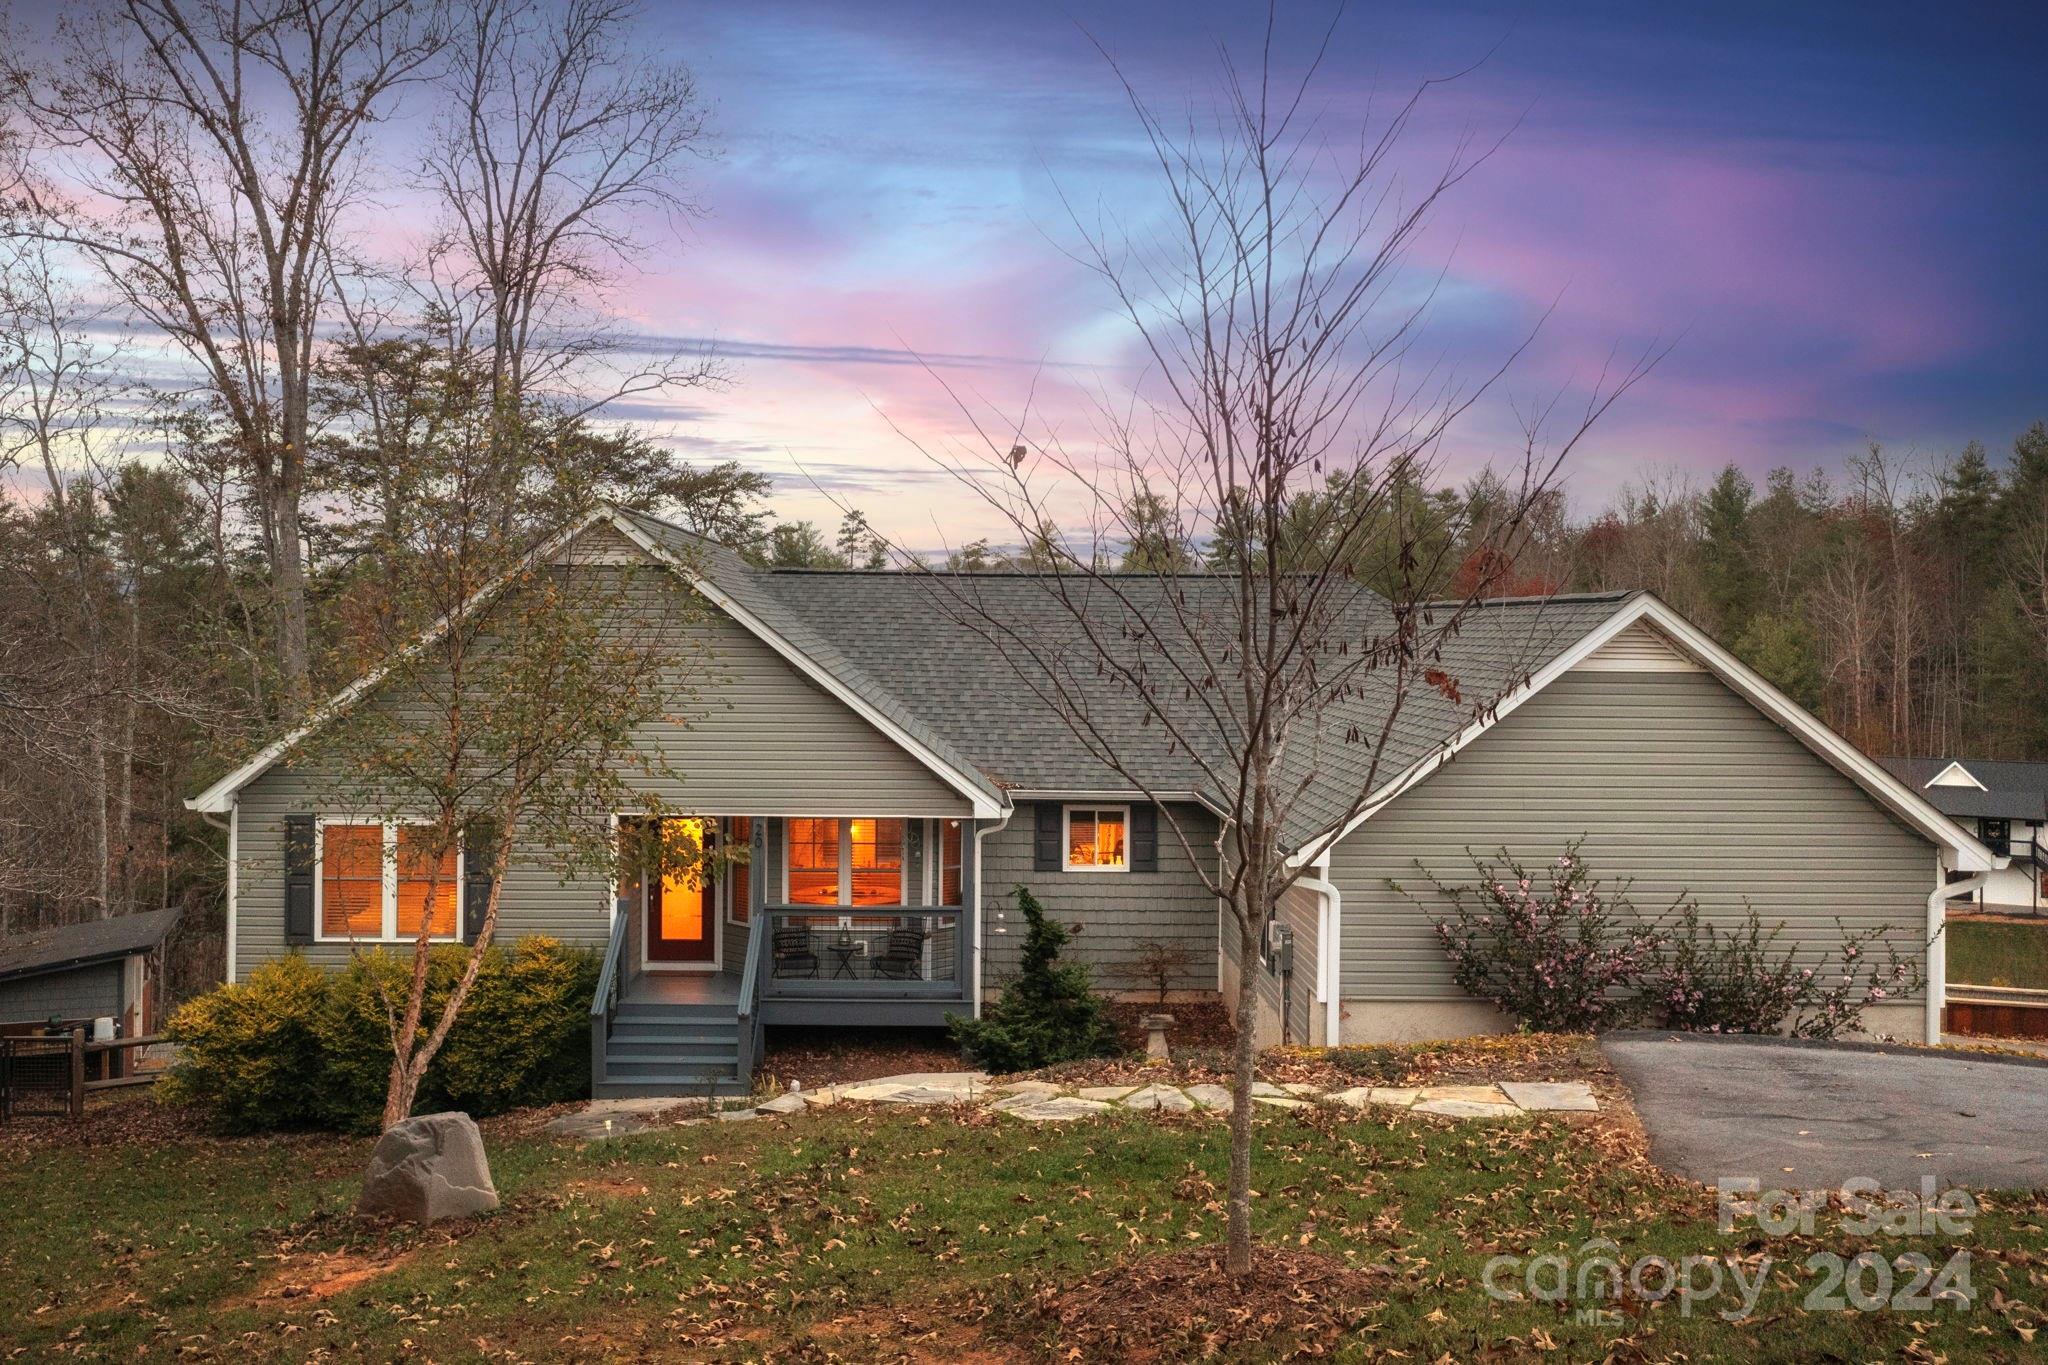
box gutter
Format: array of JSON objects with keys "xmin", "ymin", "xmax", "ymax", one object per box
[
  {"xmin": 1295, "ymin": 854, "xmax": 1342, "ymax": 1046},
  {"xmin": 1926, "ymin": 867, "xmax": 1993, "ymax": 1044},
  {"xmin": 971, "ymin": 805, "xmax": 1016, "ymax": 1018}
]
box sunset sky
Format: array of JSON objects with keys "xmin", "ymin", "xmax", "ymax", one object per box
[
  {"xmin": 19, "ymin": 1, "xmax": 2048, "ymax": 549},
  {"xmin": 602, "ymin": 1, "xmax": 2047, "ymax": 545}
]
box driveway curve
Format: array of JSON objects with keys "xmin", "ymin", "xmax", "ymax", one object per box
[{"xmin": 1601, "ymin": 1031, "xmax": 2048, "ymax": 1191}]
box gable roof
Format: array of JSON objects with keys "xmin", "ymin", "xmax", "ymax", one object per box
[
  {"xmin": 186, "ymin": 507, "xmax": 1005, "ymax": 817},
  {"xmin": 184, "ymin": 504, "xmax": 1999, "ymax": 872},
  {"xmin": 0, "ymin": 908, "xmax": 181, "ymax": 984},
  {"xmin": 1878, "ymin": 756, "xmax": 2048, "ymax": 822},
  {"xmin": 1290, "ymin": 593, "xmax": 2002, "ymax": 872}
]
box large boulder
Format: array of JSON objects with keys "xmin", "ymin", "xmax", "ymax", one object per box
[{"xmin": 357, "ymin": 1112, "xmax": 500, "ymax": 1223}]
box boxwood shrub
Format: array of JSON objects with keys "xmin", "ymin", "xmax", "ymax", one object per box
[{"xmin": 161, "ymin": 936, "xmax": 599, "ymax": 1133}]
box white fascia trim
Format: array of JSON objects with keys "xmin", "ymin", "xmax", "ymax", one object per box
[
  {"xmin": 225, "ymin": 800, "xmax": 239, "ymax": 983},
  {"xmin": 1289, "ymin": 593, "xmax": 2003, "ymax": 874},
  {"xmin": 184, "ymin": 508, "xmax": 616, "ymax": 814},
  {"xmin": 1007, "ymin": 787, "xmax": 1229, "ymax": 820},
  {"xmin": 603, "ymin": 514, "xmax": 1004, "ymax": 821},
  {"xmin": 1926, "ymin": 760, "xmax": 1987, "ymax": 791}
]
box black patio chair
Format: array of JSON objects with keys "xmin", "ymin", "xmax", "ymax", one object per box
[
  {"xmin": 772, "ymin": 927, "xmax": 819, "ymax": 979},
  {"xmin": 869, "ymin": 927, "xmax": 928, "ymax": 981}
]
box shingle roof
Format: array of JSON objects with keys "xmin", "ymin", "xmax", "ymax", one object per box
[
  {"xmin": 618, "ymin": 507, "xmax": 1637, "ymax": 850},
  {"xmin": 1876, "ymin": 757, "xmax": 2048, "ymax": 822},
  {"xmin": 0, "ymin": 908, "xmax": 181, "ymax": 983}
]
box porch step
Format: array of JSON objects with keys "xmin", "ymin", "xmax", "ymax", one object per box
[
  {"xmin": 606, "ymin": 1023, "xmax": 745, "ymax": 1047},
  {"xmin": 603, "ymin": 1056, "xmax": 739, "ymax": 1080},
  {"xmin": 593, "ymin": 1077, "xmax": 753, "ymax": 1100},
  {"xmin": 604, "ymin": 1038, "xmax": 738, "ymax": 1061},
  {"xmin": 614, "ymin": 1002, "xmax": 737, "ymax": 1024}
]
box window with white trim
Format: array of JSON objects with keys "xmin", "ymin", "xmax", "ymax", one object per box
[
  {"xmin": 317, "ymin": 819, "xmax": 461, "ymax": 942},
  {"xmin": 784, "ymin": 817, "xmax": 908, "ymax": 910},
  {"xmin": 1063, "ymin": 805, "xmax": 1129, "ymax": 872}
]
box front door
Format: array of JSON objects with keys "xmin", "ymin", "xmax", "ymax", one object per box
[{"xmin": 647, "ymin": 817, "xmax": 716, "ymax": 966}]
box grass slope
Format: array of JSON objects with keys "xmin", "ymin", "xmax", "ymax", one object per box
[
  {"xmin": 1949, "ymin": 917, "xmax": 2048, "ymax": 990},
  {"xmin": 3, "ymin": 1093, "xmax": 2044, "ymax": 1360}
]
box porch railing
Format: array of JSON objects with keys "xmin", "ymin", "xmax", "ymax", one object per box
[
  {"xmin": 736, "ymin": 907, "xmax": 768, "ymax": 1079},
  {"xmin": 589, "ymin": 907, "xmax": 629, "ymax": 1086},
  {"xmin": 757, "ymin": 905, "xmax": 965, "ymax": 996}
]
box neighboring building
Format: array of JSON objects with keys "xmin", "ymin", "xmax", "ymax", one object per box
[
  {"xmin": 1878, "ymin": 758, "xmax": 2048, "ymax": 915},
  {"xmin": 187, "ymin": 506, "xmax": 2000, "ymax": 1095},
  {"xmin": 0, "ymin": 907, "xmax": 181, "ymax": 1038}
]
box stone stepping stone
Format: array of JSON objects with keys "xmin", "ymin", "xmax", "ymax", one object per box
[
  {"xmin": 1501, "ymin": 1081, "xmax": 1599, "ymax": 1112},
  {"xmin": 1328, "ymin": 1086, "xmax": 1374, "ymax": 1109},
  {"xmin": 756, "ymin": 1092, "xmax": 807, "ymax": 1115},
  {"xmin": 1122, "ymin": 1084, "xmax": 1194, "ymax": 1113},
  {"xmin": 1253, "ymin": 1095, "xmax": 1311, "ymax": 1109},
  {"xmin": 1078, "ymin": 1084, "xmax": 1138, "ymax": 1101},
  {"xmin": 1370, "ymin": 1088, "xmax": 1421, "ymax": 1108},
  {"xmin": 1000, "ymin": 1096, "xmax": 1113, "ymax": 1122},
  {"xmin": 836, "ymin": 1081, "xmax": 919, "ymax": 1102},
  {"xmin": 1280, "ymin": 1082, "xmax": 1321, "ymax": 1097},
  {"xmin": 544, "ymin": 1109, "xmax": 661, "ymax": 1140},
  {"xmin": 1249, "ymin": 1081, "xmax": 1291, "ymax": 1099},
  {"xmin": 994, "ymin": 1080, "xmax": 1062, "ymax": 1097},
  {"xmin": 1412, "ymin": 1097, "xmax": 1521, "ymax": 1119},
  {"xmin": 1417, "ymin": 1088, "xmax": 1515, "ymax": 1113},
  {"xmin": 884, "ymin": 1085, "xmax": 982, "ymax": 1105},
  {"xmin": 1184, "ymin": 1083, "xmax": 1234, "ymax": 1113}
]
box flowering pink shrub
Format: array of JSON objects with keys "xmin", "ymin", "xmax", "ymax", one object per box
[
  {"xmin": 1409, "ymin": 845, "xmax": 1663, "ymax": 1033},
  {"xmin": 1409, "ymin": 845, "xmax": 1924, "ymax": 1038},
  {"xmin": 1645, "ymin": 905, "xmax": 1922, "ymax": 1040}
]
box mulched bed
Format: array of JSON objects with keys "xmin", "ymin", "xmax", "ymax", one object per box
[
  {"xmin": 1107, "ymin": 996, "xmax": 1235, "ymax": 1052},
  {"xmin": 759, "ymin": 1026, "xmax": 969, "ymax": 1088},
  {"xmin": 1029, "ymin": 1245, "xmax": 1390, "ymax": 1361},
  {"xmin": 0, "ymin": 1088, "xmax": 216, "ymax": 1156}
]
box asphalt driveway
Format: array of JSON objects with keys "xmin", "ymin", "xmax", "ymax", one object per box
[{"xmin": 1601, "ymin": 1032, "xmax": 2048, "ymax": 1191}]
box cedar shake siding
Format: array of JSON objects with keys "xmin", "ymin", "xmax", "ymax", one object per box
[
  {"xmin": 231, "ymin": 581, "xmax": 972, "ymax": 978},
  {"xmin": 1329, "ymin": 668, "xmax": 1934, "ymax": 1006},
  {"xmin": 980, "ymin": 802, "xmax": 1220, "ymax": 996}
]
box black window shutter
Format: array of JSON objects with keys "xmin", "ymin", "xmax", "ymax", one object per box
[
  {"xmin": 284, "ymin": 815, "xmax": 315, "ymax": 944},
  {"xmin": 1033, "ymin": 802, "xmax": 1062, "ymax": 872},
  {"xmin": 1131, "ymin": 803, "xmax": 1158, "ymax": 873},
  {"xmin": 463, "ymin": 819, "xmax": 498, "ymax": 943}
]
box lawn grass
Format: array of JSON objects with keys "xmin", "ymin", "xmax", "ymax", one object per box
[
  {"xmin": 3, "ymin": 1095, "xmax": 2044, "ymax": 1361},
  {"xmin": 1949, "ymin": 916, "xmax": 2048, "ymax": 989}
]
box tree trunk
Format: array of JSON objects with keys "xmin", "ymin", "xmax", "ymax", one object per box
[
  {"xmin": 1225, "ymin": 913, "xmax": 1262, "ymax": 1273},
  {"xmin": 272, "ymin": 472, "xmax": 311, "ymax": 708}
]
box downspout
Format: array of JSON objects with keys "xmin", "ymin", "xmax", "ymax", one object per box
[
  {"xmin": 1296, "ymin": 853, "xmax": 1342, "ymax": 1047},
  {"xmin": 971, "ymin": 805, "xmax": 1015, "ymax": 1019},
  {"xmin": 1926, "ymin": 865, "xmax": 1991, "ymax": 1045}
]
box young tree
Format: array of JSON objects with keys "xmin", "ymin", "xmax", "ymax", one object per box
[
  {"xmin": 297, "ymin": 412, "xmax": 706, "ymax": 1125},
  {"xmin": 882, "ymin": 29, "xmax": 1654, "ymax": 1272}
]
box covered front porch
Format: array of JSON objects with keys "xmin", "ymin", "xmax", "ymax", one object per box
[{"xmin": 590, "ymin": 813, "xmax": 979, "ymax": 1097}]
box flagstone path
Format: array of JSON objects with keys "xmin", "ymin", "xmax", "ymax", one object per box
[{"xmin": 546, "ymin": 1071, "xmax": 1600, "ymax": 1136}]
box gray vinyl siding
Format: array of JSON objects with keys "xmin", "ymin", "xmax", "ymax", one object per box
[
  {"xmin": 1331, "ymin": 670, "xmax": 1935, "ymax": 1001},
  {"xmin": 231, "ymin": 565, "xmax": 971, "ymax": 978},
  {"xmin": 0, "ymin": 961, "xmax": 123, "ymax": 1025},
  {"xmin": 1274, "ymin": 882, "xmax": 1321, "ymax": 1044},
  {"xmin": 981, "ymin": 803, "xmax": 1220, "ymax": 995}
]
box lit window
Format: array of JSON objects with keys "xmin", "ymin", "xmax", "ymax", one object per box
[
  {"xmin": 321, "ymin": 824, "xmax": 384, "ymax": 937},
  {"xmin": 395, "ymin": 828, "xmax": 458, "ymax": 938},
  {"xmin": 937, "ymin": 819, "xmax": 963, "ymax": 907},
  {"xmin": 785, "ymin": 817, "xmax": 909, "ymax": 908},
  {"xmin": 319, "ymin": 820, "xmax": 463, "ymax": 941},
  {"xmin": 850, "ymin": 818, "xmax": 905, "ymax": 906},
  {"xmin": 727, "ymin": 816, "xmax": 753, "ymax": 924},
  {"xmin": 1064, "ymin": 806, "xmax": 1128, "ymax": 872},
  {"xmin": 787, "ymin": 817, "xmax": 841, "ymax": 905}
]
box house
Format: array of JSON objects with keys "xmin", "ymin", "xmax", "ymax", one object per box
[
  {"xmin": 186, "ymin": 506, "xmax": 2000, "ymax": 1096},
  {"xmin": 0, "ymin": 907, "xmax": 181, "ymax": 1040},
  {"xmin": 1877, "ymin": 758, "xmax": 2048, "ymax": 915}
]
